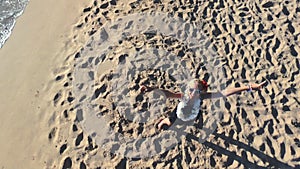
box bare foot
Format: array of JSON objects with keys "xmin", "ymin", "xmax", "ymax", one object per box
[{"xmin": 157, "ymin": 118, "xmax": 171, "ymax": 130}]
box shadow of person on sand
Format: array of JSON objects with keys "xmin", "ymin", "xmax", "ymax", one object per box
[{"xmin": 185, "ymin": 132, "xmax": 295, "ymax": 169}]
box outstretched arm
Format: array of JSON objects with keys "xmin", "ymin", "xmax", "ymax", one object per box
[
  {"xmin": 200, "ymin": 81, "xmax": 266, "ymax": 99},
  {"xmin": 140, "ymin": 85, "xmax": 183, "ymax": 99},
  {"xmin": 223, "ymin": 85, "xmax": 251, "ymax": 97}
]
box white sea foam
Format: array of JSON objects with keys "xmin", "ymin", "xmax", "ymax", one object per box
[{"xmin": 0, "ymin": 0, "xmax": 29, "ymax": 48}]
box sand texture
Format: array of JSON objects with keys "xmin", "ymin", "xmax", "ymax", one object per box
[{"xmin": 1, "ymin": 0, "xmax": 300, "ymax": 168}]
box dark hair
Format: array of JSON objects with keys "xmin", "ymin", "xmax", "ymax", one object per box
[{"xmin": 199, "ymin": 79, "xmax": 208, "ymax": 91}]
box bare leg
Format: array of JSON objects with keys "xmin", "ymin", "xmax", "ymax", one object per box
[
  {"xmin": 140, "ymin": 85, "xmax": 180, "ymax": 130},
  {"xmin": 140, "ymin": 85, "xmax": 182, "ymax": 99}
]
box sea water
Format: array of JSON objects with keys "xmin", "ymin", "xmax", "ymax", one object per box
[{"xmin": 0, "ymin": 0, "xmax": 29, "ymax": 48}]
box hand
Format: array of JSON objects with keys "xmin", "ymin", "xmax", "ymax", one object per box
[
  {"xmin": 140, "ymin": 85, "xmax": 156, "ymax": 93},
  {"xmin": 250, "ymin": 81, "xmax": 267, "ymax": 90}
]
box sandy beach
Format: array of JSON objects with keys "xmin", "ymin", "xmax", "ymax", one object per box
[
  {"xmin": 0, "ymin": 0, "xmax": 299, "ymax": 168},
  {"xmin": 0, "ymin": 0, "xmax": 89, "ymax": 168}
]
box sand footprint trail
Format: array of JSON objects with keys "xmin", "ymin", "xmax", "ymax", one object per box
[
  {"xmin": 73, "ymin": 11, "xmax": 226, "ymax": 159},
  {"xmin": 44, "ymin": 0, "xmax": 300, "ymax": 168}
]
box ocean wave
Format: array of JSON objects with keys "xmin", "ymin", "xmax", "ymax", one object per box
[{"xmin": 0, "ymin": 0, "xmax": 29, "ymax": 48}]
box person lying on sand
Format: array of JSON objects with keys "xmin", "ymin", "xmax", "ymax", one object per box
[{"xmin": 140, "ymin": 79, "xmax": 266, "ymax": 130}]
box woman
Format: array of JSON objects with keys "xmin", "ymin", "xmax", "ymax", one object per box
[{"xmin": 140, "ymin": 79, "xmax": 266, "ymax": 130}]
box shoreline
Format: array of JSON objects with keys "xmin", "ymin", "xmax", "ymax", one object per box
[
  {"xmin": 0, "ymin": 0, "xmax": 299, "ymax": 168},
  {"xmin": 0, "ymin": 0, "xmax": 89, "ymax": 168}
]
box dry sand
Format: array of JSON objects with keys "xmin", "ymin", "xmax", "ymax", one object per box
[{"xmin": 0, "ymin": 0, "xmax": 300, "ymax": 169}]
